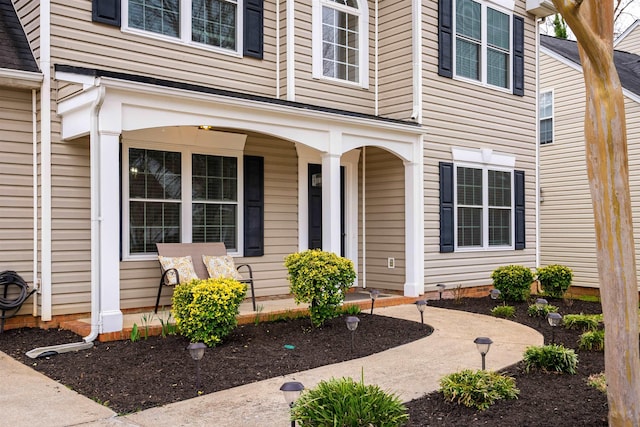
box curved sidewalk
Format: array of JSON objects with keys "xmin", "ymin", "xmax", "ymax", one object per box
[{"xmin": 1, "ymin": 305, "xmax": 542, "ymax": 427}]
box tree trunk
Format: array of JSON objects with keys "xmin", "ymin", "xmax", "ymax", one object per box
[{"xmin": 551, "ymin": 1, "xmax": 640, "ymax": 425}]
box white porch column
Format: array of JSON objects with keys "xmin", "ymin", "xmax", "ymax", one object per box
[
  {"xmin": 321, "ymin": 152, "xmax": 342, "ymax": 254},
  {"xmin": 404, "ymin": 158, "xmax": 425, "ymax": 296},
  {"xmin": 98, "ymin": 131, "xmax": 123, "ymax": 333}
]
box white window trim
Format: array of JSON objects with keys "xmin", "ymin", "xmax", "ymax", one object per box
[
  {"xmin": 452, "ymin": 0, "xmax": 512, "ymax": 92},
  {"xmin": 121, "ymin": 128, "xmax": 246, "ymax": 260},
  {"xmin": 121, "ymin": 0, "xmax": 244, "ymax": 58},
  {"xmin": 451, "ymin": 147, "xmax": 516, "ymax": 252},
  {"xmin": 311, "ymin": 0, "xmax": 370, "ymax": 89},
  {"xmin": 539, "ymin": 89, "xmax": 554, "ymax": 145}
]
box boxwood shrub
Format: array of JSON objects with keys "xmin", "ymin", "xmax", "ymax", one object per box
[
  {"xmin": 537, "ymin": 264, "xmax": 573, "ymax": 298},
  {"xmin": 491, "ymin": 265, "xmax": 534, "ymax": 302}
]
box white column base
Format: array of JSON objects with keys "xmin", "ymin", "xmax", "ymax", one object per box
[
  {"xmin": 100, "ymin": 310, "xmax": 123, "ymax": 334},
  {"xmin": 404, "ymin": 281, "xmax": 422, "ymax": 297}
]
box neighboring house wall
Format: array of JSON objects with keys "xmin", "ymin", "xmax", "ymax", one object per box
[
  {"xmin": 615, "ymin": 21, "xmax": 640, "ymax": 54},
  {"xmin": 11, "ymin": 1, "xmax": 39, "ymax": 60},
  {"xmin": 422, "ymin": 0, "xmax": 538, "ymax": 289}
]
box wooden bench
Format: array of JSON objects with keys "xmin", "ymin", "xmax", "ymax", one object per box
[{"xmin": 155, "ymin": 242, "xmax": 256, "ymax": 313}]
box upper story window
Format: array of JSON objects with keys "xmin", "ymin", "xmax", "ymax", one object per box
[
  {"xmin": 312, "ymin": 0, "xmax": 369, "ymax": 88},
  {"xmin": 454, "ymin": 0, "xmax": 512, "ymax": 90},
  {"xmin": 539, "ymin": 90, "xmax": 553, "ymax": 145},
  {"xmin": 125, "ymin": 0, "xmax": 241, "ymax": 53}
]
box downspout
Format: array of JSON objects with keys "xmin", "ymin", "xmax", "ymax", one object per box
[
  {"xmin": 374, "ymin": 0, "xmax": 379, "ymax": 115},
  {"xmin": 361, "ymin": 147, "xmax": 366, "ymax": 288},
  {"xmin": 411, "ymin": 0, "xmax": 422, "ymax": 123},
  {"xmin": 276, "ymin": 0, "xmax": 280, "ymax": 99},
  {"xmin": 40, "ymin": 0, "xmax": 52, "ymax": 321},
  {"xmin": 85, "ymin": 83, "xmax": 107, "ymax": 343},
  {"xmin": 32, "ymin": 89, "xmax": 38, "ymax": 316},
  {"xmin": 535, "ymin": 18, "xmax": 541, "ymax": 270},
  {"xmin": 286, "ymin": 0, "xmax": 295, "ymax": 101}
]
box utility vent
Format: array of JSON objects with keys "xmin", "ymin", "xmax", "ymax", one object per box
[{"xmin": 526, "ymin": 0, "xmax": 556, "ymax": 18}]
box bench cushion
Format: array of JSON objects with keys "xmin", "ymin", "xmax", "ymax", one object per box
[
  {"xmin": 158, "ymin": 255, "xmax": 199, "ymax": 285},
  {"xmin": 203, "ymin": 255, "xmax": 243, "ymax": 280}
]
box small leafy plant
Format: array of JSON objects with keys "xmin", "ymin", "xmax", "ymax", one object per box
[
  {"xmin": 526, "ymin": 303, "xmax": 559, "ymax": 318},
  {"xmin": 490, "ymin": 305, "xmax": 516, "ymax": 318},
  {"xmin": 536, "ymin": 264, "xmax": 573, "ymax": 298},
  {"xmin": 439, "ymin": 369, "xmax": 519, "ymax": 410},
  {"xmin": 284, "ymin": 249, "xmax": 356, "ymax": 327},
  {"xmin": 579, "ymin": 329, "xmax": 605, "ymax": 351},
  {"xmin": 563, "ymin": 313, "xmax": 602, "ymax": 331},
  {"xmin": 588, "ymin": 372, "xmax": 607, "ymax": 393},
  {"xmin": 140, "ymin": 313, "xmax": 154, "ymax": 339},
  {"xmin": 291, "ymin": 376, "xmax": 408, "ymax": 426},
  {"xmin": 130, "ymin": 323, "xmax": 140, "ymax": 342},
  {"xmin": 157, "ymin": 311, "xmax": 177, "ymax": 337},
  {"xmin": 172, "ymin": 277, "xmax": 246, "ymax": 347},
  {"xmin": 491, "ymin": 265, "xmax": 534, "ymax": 302},
  {"xmin": 342, "ymin": 304, "xmax": 362, "ymax": 315},
  {"xmin": 523, "ymin": 344, "xmax": 578, "ymax": 374}
]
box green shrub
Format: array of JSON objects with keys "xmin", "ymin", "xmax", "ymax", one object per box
[
  {"xmin": 523, "ymin": 344, "xmax": 578, "ymax": 374},
  {"xmin": 536, "ymin": 264, "xmax": 573, "ymax": 298},
  {"xmin": 526, "ymin": 303, "xmax": 559, "ymax": 318},
  {"xmin": 291, "ymin": 377, "xmax": 408, "ymax": 427},
  {"xmin": 579, "ymin": 329, "xmax": 605, "ymax": 351},
  {"xmin": 490, "ymin": 305, "xmax": 516, "ymax": 318},
  {"xmin": 284, "ymin": 249, "xmax": 356, "ymax": 327},
  {"xmin": 563, "ymin": 313, "xmax": 602, "ymax": 331},
  {"xmin": 439, "ymin": 369, "xmax": 519, "ymax": 411},
  {"xmin": 172, "ymin": 277, "xmax": 246, "ymax": 347},
  {"xmin": 491, "ymin": 265, "xmax": 534, "ymax": 302}
]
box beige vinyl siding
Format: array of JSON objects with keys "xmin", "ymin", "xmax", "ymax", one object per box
[
  {"xmin": 616, "ymin": 24, "xmax": 640, "ymax": 54},
  {"xmin": 121, "ymin": 132, "xmax": 299, "ymax": 310},
  {"xmin": 291, "ymin": 1, "xmax": 376, "ymax": 114},
  {"xmin": 49, "ymin": 0, "xmax": 278, "ymax": 99},
  {"xmin": 359, "ymin": 147, "xmax": 405, "ymax": 292},
  {"xmin": 0, "ymin": 88, "xmax": 36, "ymax": 318},
  {"xmin": 12, "ymin": 0, "xmax": 40, "ymax": 62},
  {"xmin": 421, "ymin": 0, "xmax": 537, "ymax": 289},
  {"xmin": 377, "ymin": 0, "xmax": 414, "ymax": 119}
]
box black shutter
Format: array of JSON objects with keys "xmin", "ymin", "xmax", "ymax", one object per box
[
  {"xmin": 244, "ymin": 0, "xmax": 264, "ymax": 59},
  {"xmin": 92, "ymin": 0, "xmax": 121, "ymax": 27},
  {"xmin": 438, "ymin": 0, "xmax": 453, "ymax": 78},
  {"xmin": 244, "ymin": 156, "xmax": 264, "ymax": 256},
  {"xmin": 439, "ymin": 162, "xmax": 454, "ymax": 253},
  {"xmin": 512, "ymin": 15, "xmax": 525, "ymax": 96},
  {"xmin": 514, "ymin": 170, "xmax": 525, "ymax": 250}
]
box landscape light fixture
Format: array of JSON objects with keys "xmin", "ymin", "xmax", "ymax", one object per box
[
  {"xmin": 346, "ymin": 316, "xmax": 360, "ymax": 352},
  {"xmin": 547, "ymin": 312, "xmax": 563, "ymax": 344},
  {"xmin": 473, "ymin": 337, "xmax": 493, "ymax": 370},
  {"xmin": 187, "ymin": 342, "xmax": 207, "ymax": 392},
  {"xmin": 369, "ymin": 289, "xmax": 380, "ymax": 315},
  {"xmin": 535, "ymin": 298, "xmax": 549, "ymax": 327},
  {"xmin": 415, "ymin": 300, "xmax": 427, "ymax": 329},
  {"xmin": 280, "ymin": 381, "xmax": 305, "ymax": 427},
  {"xmin": 436, "ymin": 283, "xmax": 446, "ymax": 300},
  {"xmin": 489, "ymin": 289, "xmax": 501, "ymax": 300}
]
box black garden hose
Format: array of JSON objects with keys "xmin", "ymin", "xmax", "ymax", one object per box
[{"xmin": 0, "ymin": 270, "xmax": 35, "ymax": 317}]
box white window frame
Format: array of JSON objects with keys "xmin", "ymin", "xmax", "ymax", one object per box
[
  {"xmin": 311, "ymin": 0, "xmax": 369, "ymax": 89},
  {"xmin": 451, "ymin": 147, "xmax": 515, "ymax": 251},
  {"xmin": 453, "ymin": 0, "xmax": 512, "ymax": 92},
  {"xmin": 539, "ymin": 89, "xmax": 554, "ymax": 145},
  {"xmin": 122, "ymin": 136, "xmax": 245, "ymax": 260},
  {"xmin": 122, "ymin": 0, "xmax": 244, "ymax": 57}
]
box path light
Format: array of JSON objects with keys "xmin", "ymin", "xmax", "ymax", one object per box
[
  {"xmin": 489, "ymin": 289, "xmax": 501, "ymax": 300},
  {"xmin": 547, "ymin": 312, "xmax": 563, "ymax": 344},
  {"xmin": 187, "ymin": 342, "xmax": 206, "ymax": 392},
  {"xmin": 415, "ymin": 300, "xmax": 427, "ymax": 329},
  {"xmin": 474, "ymin": 337, "xmax": 493, "ymax": 370},
  {"xmin": 346, "ymin": 316, "xmax": 360, "ymax": 352},
  {"xmin": 280, "ymin": 381, "xmax": 304, "ymax": 427},
  {"xmin": 436, "ymin": 283, "xmax": 446, "ymax": 300},
  {"xmin": 535, "ymin": 298, "xmax": 548, "ymax": 327},
  {"xmin": 369, "ymin": 289, "xmax": 380, "ymax": 315}
]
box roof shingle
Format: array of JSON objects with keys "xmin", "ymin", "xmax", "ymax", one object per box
[{"xmin": 0, "ymin": 0, "xmax": 39, "ymax": 72}]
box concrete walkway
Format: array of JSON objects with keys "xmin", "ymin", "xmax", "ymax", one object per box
[{"xmin": 0, "ymin": 304, "xmax": 542, "ymax": 427}]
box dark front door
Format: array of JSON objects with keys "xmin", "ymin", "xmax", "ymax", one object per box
[{"xmin": 308, "ymin": 164, "xmax": 345, "ymax": 255}]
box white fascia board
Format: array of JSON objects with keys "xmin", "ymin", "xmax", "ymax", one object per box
[
  {"xmin": 451, "ymin": 147, "xmax": 516, "ymax": 167},
  {"xmin": 57, "ymin": 85, "xmax": 104, "ymax": 139},
  {"xmin": 488, "ymin": 0, "xmax": 515, "ymax": 10},
  {"xmin": 55, "ymin": 70, "xmax": 97, "ymax": 88},
  {"xmin": 0, "ymin": 68, "xmax": 42, "ymax": 89}
]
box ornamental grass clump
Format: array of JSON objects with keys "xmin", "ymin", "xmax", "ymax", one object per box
[
  {"xmin": 439, "ymin": 369, "xmax": 519, "ymax": 410},
  {"xmin": 291, "ymin": 376, "xmax": 408, "ymax": 427},
  {"xmin": 523, "ymin": 344, "xmax": 578, "ymax": 374},
  {"xmin": 579, "ymin": 329, "xmax": 605, "ymax": 351},
  {"xmin": 491, "ymin": 265, "xmax": 534, "ymax": 302},
  {"xmin": 172, "ymin": 277, "xmax": 246, "ymax": 347},
  {"xmin": 536, "ymin": 264, "xmax": 573, "ymax": 298},
  {"xmin": 526, "ymin": 303, "xmax": 559, "ymax": 318},
  {"xmin": 284, "ymin": 249, "xmax": 356, "ymax": 327},
  {"xmin": 490, "ymin": 305, "xmax": 516, "ymax": 318},
  {"xmin": 563, "ymin": 313, "xmax": 602, "ymax": 331}
]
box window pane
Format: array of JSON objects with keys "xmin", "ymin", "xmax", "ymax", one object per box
[
  {"xmin": 539, "ymin": 91, "xmax": 552, "ymax": 118},
  {"xmin": 456, "ymin": 39, "xmax": 480, "ymax": 80},
  {"xmin": 321, "ymin": 6, "xmax": 359, "ymax": 83},
  {"xmin": 540, "ymin": 118, "xmax": 553, "ymax": 144},
  {"xmin": 487, "ymin": 48, "xmax": 508, "ymax": 88},
  {"xmin": 489, "ymin": 208, "xmax": 511, "ymax": 246},
  {"xmin": 487, "ymin": 8, "xmax": 509, "ymax": 50},
  {"xmin": 458, "ymin": 207, "xmax": 482, "ymax": 247},
  {"xmin": 129, "ymin": 201, "xmax": 181, "ymax": 253},
  {"xmin": 192, "ymin": 203, "xmax": 237, "ymax": 250},
  {"xmin": 488, "ymin": 170, "xmax": 511, "ymax": 207},
  {"xmin": 456, "ymin": 0, "xmax": 481, "ymax": 40},
  {"xmin": 457, "ymin": 167, "xmax": 482, "ymax": 206},
  {"xmin": 192, "ymin": 154, "xmax": 237, "ymax": 202},
  {"xmin": 192, "ymin": 0, "xmax": 237, "ymax": 49},
  {"xmin": 129, "ymin": 0, "xmax": 179, "ymax": 37},
  {"xmin": 129, "ymin": 148, "xmax": 181, "ymax": 200}
]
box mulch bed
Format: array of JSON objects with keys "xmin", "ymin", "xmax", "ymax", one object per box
[{"xmin": 0, "ymin": 297, "xmax": 609, "ymax": 425}]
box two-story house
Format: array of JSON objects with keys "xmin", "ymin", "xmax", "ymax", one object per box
[
  {"xmin": 539, "ymin": 28, "xmax": 640, "ymax": 293},
  {"xmin": 0, "ymin": 0, "xmax": 545, "ymax": 338}
]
